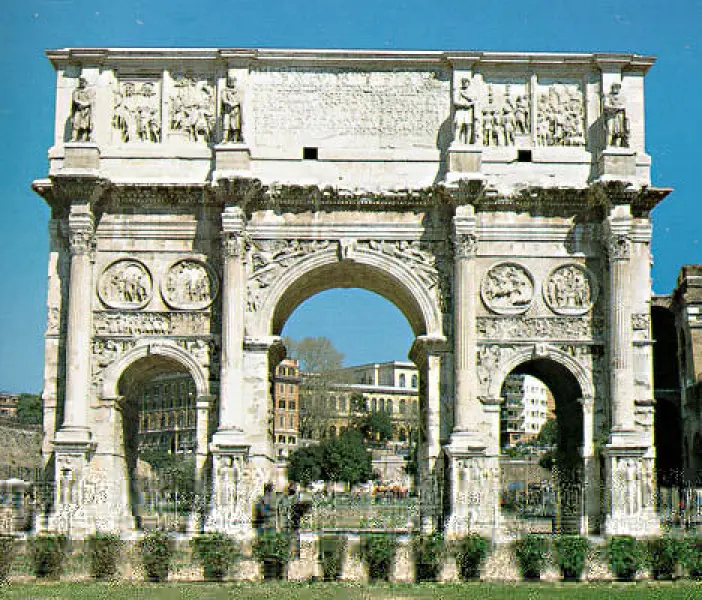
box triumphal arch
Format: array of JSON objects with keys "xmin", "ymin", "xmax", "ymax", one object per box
[{"xmin": 32, "ymin": 48, "xmax": 670, "ymax": 537}]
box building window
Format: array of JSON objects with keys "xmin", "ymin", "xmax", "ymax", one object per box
[
  {"xmin": 289, "ymin": 400, "xmax": 296, "ymax": 410},
  {"xmin": 372, "ymin": 398, "xmax": 377, "ymax": 411},
  {"xmin": 411, "ymin": 375, "xmax": 418, "ymax": 388},
  {"xmin": 278, "ymin": 415, "xmax": 284, "ymax": 428},
  {"xmin": 379, "ymin": 398, "xmax": 385, "ymax": 412},
  {"xmin": 399, "ymin": 374, "xmax": 406, "ymax": 387},
  {"xmin": 387, "ymin": 399, "xmax": 393, "ymax": 414},
  {"xmin": 278, "ymin": 399, "xmax": 286, "ymax": 409},
  {"xmin": 400, "ymin": 400, "xmax": 406, "ymax": 414}
]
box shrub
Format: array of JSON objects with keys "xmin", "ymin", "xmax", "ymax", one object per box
[
  {"xmin": 647, "ymin": 535, "xmax": 681, "ymax": 580},
  {"xmin": 606, "ymin": 535, "xmax": 644, "ymax": 581},
  {"xmin": 252, "ymin": 531, "xmax": 292, "ymax": 580},
  {"xmin": 413, "ymin": 533, "xmax": 445, "ymax": 582},
  {"xmin": 30, "ymin": 534, "xmax": 68, "ymax": 579},
  {"xmin": 513, "ymin": 534, "xmax": 548, "ymax": 580},
  {"xmin": 0, "ymin": 535, "xmax": 15, "ymax": 583},
  {"xmin": 140, "ymin": 530, "xmax": 173, "ymax": 582},
  {"xmin": 552, "ymin": 535, "xmax": 589, "ymax": 581},
  {"xmin": 681, "ymin": 535, "xmax": 702, "ymax": 578},
  {"xmin": 359, "ymin": 534, "xmax": 397, "ymax": 582},
  {"xmin": 191, "ymin": 533, "xmax": 241, "ymax": 582},
  {"xmin": 87, "ymin": 533, "xmax": 122, "ymax": 580},
  {"xmin": 453, "ymin": 534, "xmax": 490, "ymax": 581},
  {"xmin": 318, "ymin": 534, "xmax": 346, "ymax": 582}
]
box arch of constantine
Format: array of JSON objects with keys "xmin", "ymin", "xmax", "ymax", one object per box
[{"xmin": 32, "ymin": 48, "xmax": 671, "ymax": 538}]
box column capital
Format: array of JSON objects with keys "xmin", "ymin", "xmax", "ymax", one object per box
[
  {"xmin": 603, "ymin": 204, "xmax": 633, "ymax": 261},
  {"xmin": 409, "ymin": 334, "xmax": 448, "ymax": 364},
  {"xmin": 454, "ymin": 233, "xmax": 478, "ymax": 259},
  {"xmin": 67, "ymin": 206, "xmax": 95, "ymax": 257},
  {"xmin": 578, "ymin": 396, "xmax": 595, "ymax": 409}
]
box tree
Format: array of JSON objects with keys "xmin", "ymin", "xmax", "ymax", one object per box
[
  {"xmin": 17, "ymin": 393, "xmax": 42, "ymax": 425},
  {"xmin": 284, "ymin": 336, "xmax": 347, "ymax": 440},
  {"xmin": 286, "ymin": 431, "xmax": 373, "ymax": 487},
  {"xmin": 286, "ymin": 444, "xmax": 323, "ymax": 486},
  {"xmin": 349, "ymin": 392, "xmax": 367, "ymax": 414},
  {"xmin": 356, "ymin": 410, "xmax": 394, "ymax": 445},
  {"xmin": 536, "ymin": 418, "xmax": 557, "ymax": 446}
]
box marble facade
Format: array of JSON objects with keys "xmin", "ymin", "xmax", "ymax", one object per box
[{"xmin": 32, "ymin": 48, "xmax": 670, "ymax": 537}]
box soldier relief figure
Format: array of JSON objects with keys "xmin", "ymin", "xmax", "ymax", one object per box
[
  {"xmin": 453, "ymin": 77, "xmax": 477, "ymax": 144},
  {"xmin": 170, "ymin": 75, "xmax": 215, "ymax": 142},
  {"xmin": 71, "ymin": 76, "xmax": 94, "ymax": 142},
  {"xmin": 481, "ymin": 86, "xmax": 529, "ymax": 147},
  {"xmin": 481, "ymin": 263, "xmax": 534, "ymax": 314},
  {"xmin": 162, "ymin": 260, "xmax": 217, "ymax": 309},
  {"xmin": 603, "ymin": 83, "xmax": 629, "ymax": 148},
  {"xmin": 221, "ymin": 71, "xmax": 243, "ymax": 143},
  {"xmin": 113, "ymin": 82, "xmax": 161, "ymax": 143}
]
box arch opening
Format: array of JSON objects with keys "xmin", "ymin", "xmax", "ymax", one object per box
[
  {"xmin": 498, "ymin": 357, "xmax": 585, "ymax": 533},
  {"xmin": 275, "ymin": 286, "xmax": 422, "ymax": 500},
  {"xmin": 117, "ymin": 355, "xmax": 198, "ymax": 532}
]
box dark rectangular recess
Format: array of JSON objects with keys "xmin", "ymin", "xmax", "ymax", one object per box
[
  {"xmin": 517, "ymin": 149, "xmax": 532, "ymax": 162},
  {"xmin": 303, "ymin": 147, "xmax": 319, "ymax": 160}
]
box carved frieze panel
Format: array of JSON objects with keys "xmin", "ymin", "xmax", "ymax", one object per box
[
  {"xmin": 477, "ymin": 315, "xmax": 604, "ymax": 340},
  {"xmin": 93, "ymin": 311, "xmax": 210, "ymax": 336},
  {"xmin": 632, "ymin": 313, "xmax": 651, "ymax": 331},
  {"xmin": 481, "ymin": 79, "xmax": 530, "ymax": 147},
  {"xmin": 169, "ymin": 74, "xmax": 215, "ymax": 143},
  {"xmin": 544, "ymin": 264, "xmax": 596, "ymax": 316},
  {"xmin": 98, "ymin": 259, "xmax": 153, "ymax": 310},
  {"xmin": 481, "ymin": 263, "xmax": 534, "ymax": 315},
  {"xmin": 535, "ymin": 80, "xmax": 585, "ymax": 147},
  {"xmin": 113, "ymin": 79, "xmax": 162, "ymax": 143},
  {"xmin": 162, "ymin": 260, "xmax": 218, "ymax": 310}
]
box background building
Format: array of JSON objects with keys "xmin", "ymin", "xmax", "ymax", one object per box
[
  {"xmin": 273, "ymin": 359, "xmax": 301, "ymax": 460},
  {"xmin": 500, "ymin": 374, "xmax": 555, "ymax": 447}
]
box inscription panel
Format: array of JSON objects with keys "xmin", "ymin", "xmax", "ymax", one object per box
[{"xmin": 250, "ymin": 68, "xmax": 449, "ymax": 147}]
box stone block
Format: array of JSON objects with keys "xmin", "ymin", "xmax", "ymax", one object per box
[
  {"xmin": 215, "ymin": 144, "xmax": 251, "ymax": 172},
  {"xmin": 64, "ymin": 142, "xmax": 100, "ymax": 170},
  {"xmin": 597, "ymin": 148, "xmax": 636, "ymax": 179},
  {"xmin": 448, "ymin": 146, "xmax": 482, "ymax": 174}
]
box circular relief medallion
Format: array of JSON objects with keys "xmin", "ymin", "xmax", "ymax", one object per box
[
  {"xmin": 480, "ymin": 262, "xmax": 534, "ymax": 315},
  {"xmin": 161, "ymin": 259, "xmax": 218, "ymax": 310},
  {"xmin": 544, "ymin": 264, "xmax": 596, "ymax": 316},
  {"xmin": 98, "ymin": 259, "xmax": 152, "ymax": 310}
]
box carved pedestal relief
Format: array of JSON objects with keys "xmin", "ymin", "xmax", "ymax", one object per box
[
  {"xmin": 113, "ymin": 80, "xmax": 162, "ymax": 143},
  {"xmin": 481, "ymin": 263, "xmax": 534, "ymax": 315}
]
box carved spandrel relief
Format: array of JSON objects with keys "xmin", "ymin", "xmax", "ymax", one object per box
[
  {"xmin": 481, "ymin": 263, "xmax": 534, "ymax": 315},
  {"xmin": 162, "ymin": 260, "xmax": 218, "ymax": 310},
  {"xmin": 98, "ymin": 259, "xmax": 153, "ymax": 310},
  {"xmin": 113, "ymin": 80, "xmax": 162, "ymax": 143},
  {"xmin": 93, "ymin": 311, "xmax": 210, "ymax": 336},
  {"xmin": 536, "ymin": 81, "xmax": 585, "ymax": 147},
  {"xmin": 544, "ymin": 264, "xmax": 596, "ymax": 316},
  {"xmin": 71, "ymin": 75, "xmax": 94, "ymax": 142},
  {"xmin": 477, "ymin": 315, "xmax": 604, "ymax": 340},
  {"xmin": 632, "ymin": 313, "xmax": 651, "ymax": 332},
  {"xmin": 169, "ymin": 74, "xmax": 215, "ymax": 143},
  {"xmin": 481, "ymin": 81, "xmax": 529, "ymax": 147}
]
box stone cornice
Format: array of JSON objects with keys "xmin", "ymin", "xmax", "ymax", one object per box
[{"xmin": 46, "ymin": 48, "xmax": 657, "ymax": 73}]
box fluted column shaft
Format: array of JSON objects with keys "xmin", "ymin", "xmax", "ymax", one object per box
[
  {"xmin": 61, "ymin": 205, "xmax": 95, "ymax": 434},
  {"xmin": 219, "ymin": 207, "xmax": 246, "ymax": 431},
  {"xmin": 605, "ymin": 206, "xmax": 635, "ymax": 431}
]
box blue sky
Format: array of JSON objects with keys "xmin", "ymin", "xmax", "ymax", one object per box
[{"xmin": 1, "ymin": 1, "xmax": 701, "ymax": 391}]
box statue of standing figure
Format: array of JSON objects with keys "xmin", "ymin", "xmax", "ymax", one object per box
[
  {"xmin": 603, "ymin": 83, "xmax": 629, "ymax": 148},
  {"xmin": 454, "ymin": 77, "xmax": 478, "ymax": 145},
  {"xmin": 221, "ymin": 71, "xmax": 243, "ymax": 143},
  {"xmin": 71, "ymin": 76, "xmax": 94, "ymax": 142}
]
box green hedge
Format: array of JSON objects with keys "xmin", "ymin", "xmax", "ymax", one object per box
[
  {"xmin": 453, "ymin": 534, "xmax": 490, "ymax": 581},
  {"xmin": 682, "ymin": 535, "xmax": 702, "ymax": 579},
  {"xmin": 647, "ymin": 535, "xmax": 681, "ymax": 580},
  {"xmin": 318, "ymin": 535, "xmax": 346, "ymax": 582},
  {"xmin": 606, "ymin": 535, "xmax": 644, "ymax": 581},
  {"xmin": 513, "ymin": 534, "xmax": 548, "ymax": 580},
  {"xmin": 359, "ymin": 534, "xmax": 397, "ymax": 582},
  {"xmin": 87, "ymin": 533, "xmax": 122, "ymax": 580},
  {"xmin": 252, "ymin": 531, "xmax": 292, "ymax": 580},
  {"xmin": 191, "ymin": 533, "xmax": 241, "ymax": 582},
  {"xmin": 413, "ymin": 533, "xmax": 445, "ymax": 582},
  {"xmin": 140, "ymin": 531, "xmax": 173, "ymax": 582},
  {"xmin": 30, "ymin": 534, "xmax": 68, "ymax": 580},
  {"xmin": 552, "ymin": 535, "xmax": 589, "ymax": 581},
  {"xmin": 0, "ymin": 535, "xmax": 15, "ymax": 583}
]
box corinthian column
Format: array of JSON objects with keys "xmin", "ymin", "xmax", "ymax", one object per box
[
  {"xmin": 216, "ymin": 206, "xmax": 247, "ymax": 437},
  {"xmin": 604, "ymin": 205, "xmax": 635, "ymax": 433},
  {"xmin": 56, "ymin": 202, "xmax": 95, "ymax": 443}
]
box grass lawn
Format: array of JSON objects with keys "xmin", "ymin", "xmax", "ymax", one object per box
[{"xmin": 0, "ymin": 582, "xmax": 701, "ymax": 599}]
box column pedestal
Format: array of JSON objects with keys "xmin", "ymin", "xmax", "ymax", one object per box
[
  {"xmin": 447, "ymin": 143, "xmax": 483, "ymax": 182},
  {"xmin": 206, "ymin": 445, "xmax": 254, "ymax": 538}
]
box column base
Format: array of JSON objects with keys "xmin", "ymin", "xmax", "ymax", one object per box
[
  {"xmin": 597, "ymin": 148, "xmax": 637, "ymax": 181},
  {"xmin": 213, "ymin": 143, "xmax": 251, "ymax": 178},
  {"xmin": 62, "ymin": 142, "xmax": 100, "ymax": 172}
]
